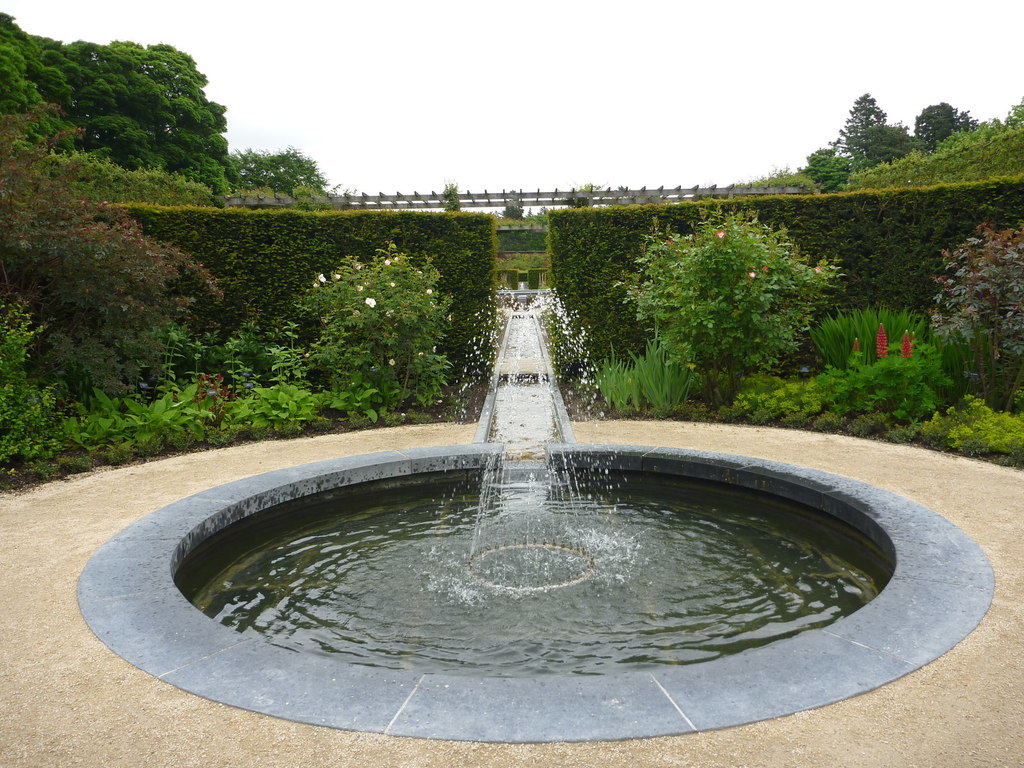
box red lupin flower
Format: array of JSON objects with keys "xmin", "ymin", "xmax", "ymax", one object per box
[
  {"xmin": 901, "ymin": 331, "xmax": 913, "ymax": 358},
  {"xmin": 876, "ymin": 324, "xmax": 889, "ymax": 358},
  {"xmin": 853, "ymin": 337, "xmax": 860, "ymax": 352}
]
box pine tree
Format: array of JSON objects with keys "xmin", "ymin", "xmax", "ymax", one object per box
[{"xmin": 834, "ymin": 94, "xmax": 915, "ymax": 171}]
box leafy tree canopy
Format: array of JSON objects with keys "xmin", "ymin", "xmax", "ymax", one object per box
[
  {"xmin": 34, "ymin": 35, "xmax": 232, "ymax": 193},
  {"xmin": 801, "ymin": 148, "xmax": 851, "ymax": 193},
  {"xmin": 0, "ymin": 14, "xmax": 71, "ymax": 138},
  {"xmin": 229, "ymin": 146, "xmax": 330, "ymax": 195},
  {"xmin": 914, "ymin": 102, "xmax": 978, "ymax": 152}
]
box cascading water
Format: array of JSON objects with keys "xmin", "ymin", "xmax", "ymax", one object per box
[{"xmin": 465, "ymin": 294, "xmax": 599, "ymax": 594}]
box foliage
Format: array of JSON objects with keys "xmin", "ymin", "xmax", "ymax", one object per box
[
  {"xmin": 811, "ymin": 308, "xmax": 971, "ymax": 401},
  {"xmin": 816, "ymin": 343, "xmax": 950, "ymax": 422},
  {"xmin": 442, "ymin": 181, "xmax": 461, "ymax": 212},
  {"xmin": 914, "ymin": 103, "xmax": 978, "ymax": 153},
  {"xmin": 63, "ymin": 379, "xmax": 327, "ymax": 450},
  {"xmin": 547, "ymin": 178, "xmax": 1024, "ymax": 365},
  {"xmin": 64, "ymin": 383, "xmax": 219, "ymax": 450},
  {"xmin": 498, "ymin": 252, "xmax": 547, "ymax": 271},
  {"xmin": 595, "ymin": 334, "xmax": 694, "ymax": 416},
  {"xmin": 229, "ymin": 384, "xmax": 323, "ymax": 430},
  {"xmin": 562, "ymin": 183, "xmax": 605, "ymax": 208},
  {"xmin": 847, "ymin": 123, "xmax": 1024, "ymax": 190},
  {"xmin": 497, "ymin": 227, "xmax": 547, "ymax": 252},
  {"xmin": 0, "ymin": 111, "xmax": 219, "ymax": 394},
  {"xmin": 39, "ymin": 151, "xmax": 216, "ymax": 206},
  {"xmin": 834, "ymin": 94, "xmax": 917, "ymax": 172},
  {"xmin": 0, "ymin": 13, "xmax": 71, "ymax": 138},
  {"xmin": 921, "ymin": 396, "xmax": 1024, "ymax": 457},
  {"xmin": 931, "ymin": 222, "xmax": 1024, "ymax": 411},
  {"xmin": 502, "ymin": 197, "xmax": 525, "ymax": 219},
  {"xmin": 742, "ymin": 167, "xmax": 818, "ymax": 193},
  {"xmin": 732, "ymin": 376, "xmax": 824, "ymax": 422},
  {"xmin": 627, "ymin": 214, "xmax": 835, "ymax": 406},
  {"xmin": 301, "ymin": 244, "xmax": 452, "ymax": 410},
  {"xmin": 35, "ymin": 36, "xmax": 232, "ymax": 193},
  {"xmin": 124, "ymin": 204, "xmax": 498, "ymax": 372},
  {"xmin": 801, "ymin": 148, "xmax": 851, "ymax": 193},
  {"xmin": 323, "ymin": 373, "xmax": 383, "ymax": 423},
  {"xmin": 0, "ymin": 302, "xmax": 63, "ymax": 465},
  {"xmin": 229, "ymin": 146, "xmax": 330, "ymax": 195}
]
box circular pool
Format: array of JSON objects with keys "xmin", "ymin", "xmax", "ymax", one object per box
[{"xmin": 78, "ymin": 444, "xmax": 993, "ymax": 742}]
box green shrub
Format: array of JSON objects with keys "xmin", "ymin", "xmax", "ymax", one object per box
[
  {"xmin": 497, "ymin": 269, "xmax": 520, "ymax": 289},
  {"xmin": 628, "ymin": 213, "xmax": 835, "ymax": 406},
  {"xmin": 0, "ymin": 303, "xmax": 64, "ymax": 466},
  {"xmin": 300, "ymin": 244, "xmax": 451, "ymax": 409},
  {"xmin": 228, "ymin": 384, "xmax": 323, "ymax": 430},
  {"xmin": 0, "ymin": 114, "xmax": 219, "ymax": 395},
  {"xmin": 848, "ymin": 412, "xmax": 890, "ymax": 437},
  {"xmin": 64, "ymin": 384, "xmax": 219, "ymax": 450},
  {"xmin": 921, "ymin": 396, "xmax": 1024, "ymax": 455},
  {"xmin": 816, "ymin": 343, "xmax": 950, "ymax": 423},
  {"xmin": 932, "ymin": 223, "xmax": 1024, "ymax": 411},
  {"xmin": 884, "ymin": 424, "xmax": 921, "ymax": 443},
  {"xmin": 811, "ymin": 308, "xmax": 972, "ymax": 401},
  {"xmin": 733, "ymin": 376, "xmax": 825, "ymax": 421},
  {"xmin": 812, "ymin": 412, "xmax": 845, "ymax": 432},
  {"xmin": 41, "ymin": 152, "xmax": 217, "ymax": 206}
]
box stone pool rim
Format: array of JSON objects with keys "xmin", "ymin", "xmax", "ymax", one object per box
[{"xmin": 77, "ymin": 443, "xmax": 993, "ymax": 743}]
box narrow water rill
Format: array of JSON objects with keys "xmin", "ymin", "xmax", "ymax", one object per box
[{"xmin": 79, "ymin": 294, "xmax": 994, "ymax": 742}]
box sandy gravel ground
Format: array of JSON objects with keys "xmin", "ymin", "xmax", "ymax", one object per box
[{"xmin": 1, "ymin": 421, "xmax": 1022, "ymax": 768}]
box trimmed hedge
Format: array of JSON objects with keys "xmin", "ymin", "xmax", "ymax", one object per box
[
  {"xmin": 549, "ymin": 177, "xmax": 1024, "ymax": 362},
  {"xmin": 124, "ymin": 205, "xmax": 498, "ymax": 370}
]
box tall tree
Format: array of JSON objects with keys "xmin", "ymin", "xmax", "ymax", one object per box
[
  {"xmin": 229, "ymin": 146, "xmax": 330, "ymax": 195},
  {"xmin": 0, "ymin": 14, "xmax": 70, "ymax": 138},
  {"xmin": 37, "ymin": 38, "xmax": 233, "ymax": 193},
  {"xmin": 834, "ymin": 93, "xmax": 916, "ymax": 171},
  {"xmin": 801, "ymin": 148, "xmax": 851, "ymax": 192},
  {"xmin": 914, "ymin": 103, "xmax": 978, "ymax": 152}
]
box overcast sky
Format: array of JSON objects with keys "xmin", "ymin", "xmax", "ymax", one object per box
[{"xmin": 5, "ymin": 0, "xmax": 1022, "ymax": 197}]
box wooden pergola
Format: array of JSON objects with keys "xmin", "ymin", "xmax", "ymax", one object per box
[{"xmin": 220, "ymin": 184, "xmax": 806, "ymax": 211}]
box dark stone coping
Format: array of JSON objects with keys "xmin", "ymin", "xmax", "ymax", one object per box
[{"xmin": 78, "ymin": 444, "xmax": 993, "ymax": 743}]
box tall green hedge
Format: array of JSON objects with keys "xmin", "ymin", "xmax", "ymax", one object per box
[
  {"xmin": 124, "ymin": 205, "xmax": 498, "ymax": 370},
  {"xmin": 549, "ymin": 177, "xmax": 1024, "ymax": 363}
]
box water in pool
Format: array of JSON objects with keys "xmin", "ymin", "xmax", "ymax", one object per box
[{"xmin": 178, "ymin": 470, "xmax": 890, "ymax": 676}]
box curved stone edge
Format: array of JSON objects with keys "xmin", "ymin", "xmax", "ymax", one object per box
[{"xmin": 77, "ymin": 443, "xmax": 993, "ymax": 743}]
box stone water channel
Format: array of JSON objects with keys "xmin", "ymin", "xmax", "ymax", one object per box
[{"xmin": 473, "ymin": 297, "xmax": 575, "ymax": 455}]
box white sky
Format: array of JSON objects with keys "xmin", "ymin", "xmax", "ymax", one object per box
[{"xmin": 4, "ymin": 0, "xmax": 1022, "ymax": 196}]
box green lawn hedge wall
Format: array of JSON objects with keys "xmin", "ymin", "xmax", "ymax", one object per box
[
  {"xmin": 549, "ymin": 177, "xmax": 1024, "ymax": 363},
  {"xmin": 124, "ymin": 205, "xmax": 498, "ymax": 371}
]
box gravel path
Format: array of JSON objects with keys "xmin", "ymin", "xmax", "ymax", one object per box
[{"xmin": 1, "ymin": 421, "xmax": 1021, "ymax": 768}]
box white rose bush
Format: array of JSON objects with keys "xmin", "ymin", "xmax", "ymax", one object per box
[{"xmin": 301, "ymin": 243, "xmax": 451, "ymax": 417}]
